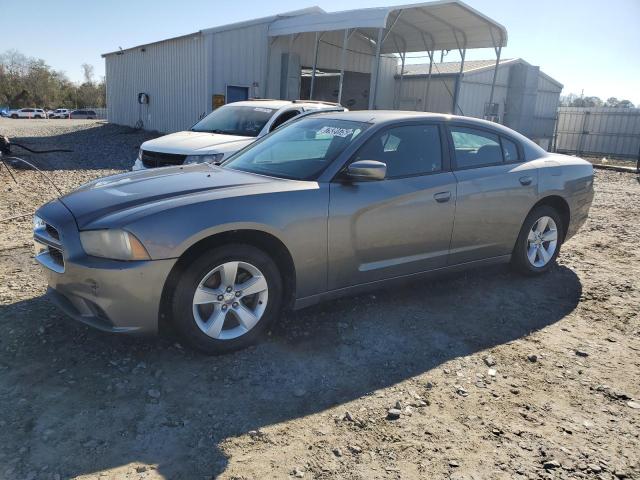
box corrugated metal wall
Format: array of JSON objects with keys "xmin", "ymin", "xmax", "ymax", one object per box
[
  {"xmin": 105, "ymin": 34, "xmax": 207, "ymax": 133},
  {"xmin": 395, "ymin": 76, "xmax": 456, "ymax": 113},
  {"xmin": 555, "ymin": 107, "xmax": 640, "ymax": 158},
  {"xmin": 392, "ymin": 61, "xmax": 562, "ymax": 147},
  {"xmin": 532, "ymin": 74, "xmax": 562, "ymax": 146},
  {"xmin": 204, "ymin": 22, "xmax": 271, "ymax": 103},
  {"xmin": 458, "ymin": 66, "xmax": 510, "ymax": 118}
]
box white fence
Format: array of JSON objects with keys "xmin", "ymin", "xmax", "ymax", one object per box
[{"xmin": 554, "ymin": 107, "xmax": 640, "ymax": 159}]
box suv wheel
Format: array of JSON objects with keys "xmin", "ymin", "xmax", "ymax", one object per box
[
  {"xmin": 171, "ymin": 244, "xmax": 283, "ymax": 354},
  {"xmin": 512, "ymin": 205, "xmax": 563, "ymax": 275}
]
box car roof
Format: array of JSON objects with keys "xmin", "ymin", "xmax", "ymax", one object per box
[
  {"xmin": 230, "ymin": 100, "xmax": 294, "ymax": 109},
  {"xmin": 304, "ymin": 110, "xmax": 547, "ymax": 155},
  {"xmin": 228, "ymin": 99, "xmax": 339, "ymax": 110},
  {"xmin": 310, "ymin": 110, "xmax": 525, "ymax": 134}
]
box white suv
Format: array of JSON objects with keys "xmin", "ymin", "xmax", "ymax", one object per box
[
  {"xmin": 49, "ymin": 108, "xmax": 71, "ymax": 119},
  {"xmin": 133, "ymin": 100, "xmax": 345, "ymax": 170},
  {"xmin": 9, "ymin": 108, "xmax": 47, "ymax": 119}
]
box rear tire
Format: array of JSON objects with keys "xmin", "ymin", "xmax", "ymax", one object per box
[
  {"xmin": 511, "ymin": 205, "xmax": 563, "ymax": 275},
  {"xmin": 170, "ymin": 244, "xmax": 283, "ymax": 354}
]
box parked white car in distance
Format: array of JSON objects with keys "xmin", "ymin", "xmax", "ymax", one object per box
[
  {"xmin": 49, "ymin": 108, "xmax": 71, "ymax": 119},
  {"xmin": 9, "ymin": 108, "xmax": 47, "ymax": 119},
  {"xmin": 133, "ymin": 99, "xmax": 346, "ymax": 170}
]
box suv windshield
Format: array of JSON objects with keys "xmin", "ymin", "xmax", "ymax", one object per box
[
  {"xmin": 223, "ymin": 117, "xmax": 368, "ymax": 180},
  {"xmin": 191, "ymin": 105, "xmax": 277, "ymax": 137}
]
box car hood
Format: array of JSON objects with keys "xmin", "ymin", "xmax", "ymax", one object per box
[
  {"xmin": 142, "ymin": 130, "xmax": 254, "ymax": 155},
  {"xmin": 59, "ymin": 164, "xmax": 295, "ymax": 229}
]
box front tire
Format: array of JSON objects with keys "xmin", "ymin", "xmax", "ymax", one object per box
[
  {"xmin": 511, "ymin": 205, "xmax": 563, "ymax": 275},
  {"xmin": 170, "ymin": 244, "xmax": 283, "ymax": 354}
]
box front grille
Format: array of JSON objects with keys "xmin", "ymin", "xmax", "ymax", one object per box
[
  {"xmin": 141, "ymin": 150, "xmax": 187, "ymax": 168},
  {"xmin": 48, "ymin": 246, "xmax": 64, "ymax": 267},
  {"xmin": 45, "ymin": 224, "xmax": 60, "ymax": 240},
  {"xmin": 34, "ymin": 220, "xmax": 65, "ymax": 273}
]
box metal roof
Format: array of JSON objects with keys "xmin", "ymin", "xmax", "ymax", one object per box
[
  {"xmin": 401, "ymin": 57, "xmax": 564, "ymax": 89},
  {"xmin": 403, "ymin": 58, "xmax": 516, "ymax": 75},
  {"xmin": 268, "ymin": 0, "xmax": 508, "ymax": 53},
  {"xmin": 102, "ymin": 7, "xmax": 325, "ymax": 57}
]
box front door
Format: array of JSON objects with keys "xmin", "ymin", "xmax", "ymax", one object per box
[{"xmin": 328, "ymin": 123, "xmax": 456, "ymax": 289}]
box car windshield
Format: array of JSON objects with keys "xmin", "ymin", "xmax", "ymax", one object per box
[
  {"xmin": 191, "ymin": 105, "xmax": 277, "ymax": 137},
  {"xmin": 223, "ymin": 117, "xmax": 368, "ymax": 180}
]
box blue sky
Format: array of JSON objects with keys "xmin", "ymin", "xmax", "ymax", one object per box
[{"xmin": 4, "ymin": 0, "xmax": 640, "ymax": 103}]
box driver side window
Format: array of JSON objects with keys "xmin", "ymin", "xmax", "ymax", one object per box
[{"xmin": 354, "ymin": 124, "xmax": 443, "ymax": 178}]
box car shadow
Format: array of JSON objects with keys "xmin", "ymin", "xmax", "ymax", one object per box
[
  {"xmin": 0, "ymin": 264, "xmax": 581, "ymax": 478},
  {"xmin": 6, "ymin": 122, "xmax": 161, "ymax": 171}
]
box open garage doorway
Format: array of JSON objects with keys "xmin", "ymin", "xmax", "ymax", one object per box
[{"xmin": 300, "ymin": 67, "xmax": 371, "ymax": 110}]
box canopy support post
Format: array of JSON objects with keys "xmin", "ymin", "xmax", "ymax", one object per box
[
  {"xmin": 487, "ymin": 30, "xmax": 502, "ymax": 121},
  {"xmin": 338, "ymin": 28, "xmax": 349, "ymax": 105},
  {"xmin": 424, "ymin": 50, "xmax": 434, "ymax": 112},
  {"xmin": 310, "ymin": 32, "xmax": 321, "ymax": 100},
  {"xmin": 419, "ymin": 32, "xmax": 435, "ymax": 112},
  {"xmin": 263, "ymin": 37, "xmax": 278, "ymax": 99},
  {"xmin": 487, "ymin": 45, "xmax": 502, "ymax": 119},
  {"xmin": 369, "ymin": 27, "xmax": 383, "ymax": 110},
  {"xmin": 397, "ymin": 51, "xmax": 406, "ymax": 109},
  {"xmin": 452, "ymin": 42, "xmax": 466, "ymax": 115}
]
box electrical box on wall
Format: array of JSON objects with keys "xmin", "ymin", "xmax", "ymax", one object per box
[
  {"xmin": 212, "ymin": 94, "xmax": 225, "ymax": 110},
  {"xmin": 137, "ymin": 93, "xmax": 149, "ymax": 104}
]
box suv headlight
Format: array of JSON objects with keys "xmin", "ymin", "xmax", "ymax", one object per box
[
  {"xmin": 80, "ymin": 229, "xmax": 150, "ymax": 261},
  {"xmin": 184, "ymin": 153, "xmax": 224, "ymax": 165}
]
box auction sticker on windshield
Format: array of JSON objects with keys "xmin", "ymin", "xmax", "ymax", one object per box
[{"xmin": 317, "ymin": 126, "xmax": 354, "ymax": 138}]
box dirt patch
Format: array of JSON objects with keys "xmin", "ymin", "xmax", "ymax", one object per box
[{"xmin": 0, "ymin": 119, "xmax": 639, "ymax": 479}]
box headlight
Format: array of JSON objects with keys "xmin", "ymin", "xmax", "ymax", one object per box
[
  {"xmin": 183, "ymin": 153, "xmax": 224, "ymax": 165},
  {"xmin": 80, "ymin": 229, "xmax": 150, "ymax": 261}
]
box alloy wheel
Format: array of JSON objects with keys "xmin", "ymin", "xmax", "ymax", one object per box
[
  {"xmin": 526, "ymin": 216, "xmax": 558, "ymax": 268},
  {"xmin": 192, "ymin": 261, "xmax": 268, "ymax": 340}
]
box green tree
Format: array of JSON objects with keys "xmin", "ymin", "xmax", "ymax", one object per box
[{"xmin": 0, "ymin": 49, "xmax": 105, "ymax": 109}]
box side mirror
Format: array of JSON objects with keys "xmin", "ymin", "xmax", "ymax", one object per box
[{"xmin": 345, "ymin": 160, "xmax": 387, "ymax": 181}]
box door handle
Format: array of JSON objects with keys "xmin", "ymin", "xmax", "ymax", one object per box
[
  {"xmin": 519, "ymin": 176, "xmax": 533, "ymax": 186},
  {"xmin": 434, "ymin": 191, "xmax": 451, "ymax": 203}
]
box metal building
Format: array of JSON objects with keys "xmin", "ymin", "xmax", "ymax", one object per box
[
  {"xmin": 103, "ymin": 1, "xmax": 509, "ymax": 134},
  {"xmin": 396, "ymin": 58, "xmax": 563, "ymax": 148}
]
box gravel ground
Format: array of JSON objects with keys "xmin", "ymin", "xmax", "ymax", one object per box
[{"xmin": 0, "ymin": 118, "xmax": 639, "ymax": 480}]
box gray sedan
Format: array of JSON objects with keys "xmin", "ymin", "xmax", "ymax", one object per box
[{"xmin": 34, "ymin": 111, "xmax": 594, "ymax": 354}]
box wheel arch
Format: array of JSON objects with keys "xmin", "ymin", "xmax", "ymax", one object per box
[
  {"xmin": 529, "ymin": 195, "xmax": 570, "ymax": 240},
  {"xmin": 158, "ymin": 229, "xmax": 297, "ymax": 336}
]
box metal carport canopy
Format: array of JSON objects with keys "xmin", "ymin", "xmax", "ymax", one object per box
[
  {"xmin": 267, "ymin": 0, "xmax": 508, "ymax": 52},
  {"xmin": 268, "ymin": 0, "xmax": 507, "ymax": 110}
]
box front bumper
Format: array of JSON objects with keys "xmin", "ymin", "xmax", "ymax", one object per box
[{"xmin": 35, "ymin": 200, "xmax": 176, "ymax": 335}]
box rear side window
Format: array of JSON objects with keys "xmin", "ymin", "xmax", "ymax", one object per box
[
  {"xmin": 354, "ymin": 124, "xmax": 442, "ymax": 178},
  {"xmin": 451, "ymin": 127, "xmax": 502, "ymax": 169},
  {"xmin": 502, "ymin": 137, "xmax": 519, "ymax": 162}
]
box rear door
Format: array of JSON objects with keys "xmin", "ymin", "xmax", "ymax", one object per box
[
  {"xmin": 447, "ymin": 124, "xmax": 538, "ymax": 265},
  {"xmin": 328, "ymin": 122, "xmax": 456, "ymax": 289}
]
